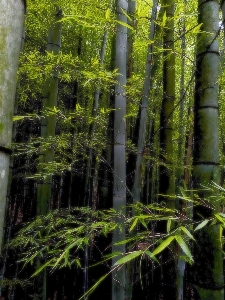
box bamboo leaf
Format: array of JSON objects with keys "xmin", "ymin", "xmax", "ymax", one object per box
[
  {"xmin": 31, "ymin": 258, "xmax": 55, "ymax": 277},
  {"xmin": 75, "ymin": 258, "xmax": 81, "ymax": 268},
  {"xmin": 211, "ymin": 181, "xmax": 225, "ymax": 192},
  {"xmin": 139, "ymin": 217, "xmax": 147, "ymax": 229},
  {"xmin": 129, "ymin": 217, "xmax": 138, "ymax": 232},
  {"xmin": 179, "ymin": 226, "xmax": 195, "ymax": 241},
  {"xmin": 104, "ymin": 252, "xmax": 122, "ymax": 259},
  {"xmin": 162, "ymin": 11, "xmax": 167, "ymax": 27},
  {"xmin": 219, "ymin": 225, "xmax": 223, "ymax": 247},
  {"xmin": 167, "ymin": 219, "xmax": 171, "ymax": 233},
  {"xmin": 215, "ymin": 214, "xmax": 225, "ymax": 224},
  {"xmin": 52, "ymin": 239, "xmax": 84, "ymax": 269},
  {"xmin": 194, "ymin": 219, "xmax": 209, "ymax": 231},
  {"xmin": 177, "ymin": 195, "xmax": 195, "ymax": 202},
  {"xmin": 120, "ymin": 7, "xmax": 132, "ymax": 22},
  {"xmin": 114, "ymin": 237, "xmax": 136, "ymax": 245},
  {"xmin": 105, "ymin": 8, "xmax": 110, "ymax": 20},
  {"xmin": 116, "ymin": 20, "xmax": 134, "ymax": 31},
  {"xmin": 175, "ymin": 235, "xmax": 193, "ymax": 262},
  {"xmin": 114, "ymin": 251, "xmax": 143, "ymax": 265},
  {"xmin": 145, "ymin": 250, "xmax": 159, "ymax": 263},
  {"xmin": 192, "ymin": 23, "xmax": 202, "ymax": 34},
  {"xmin": 78, "ymin": 272, "xmax": 110, "ymax": 300},
  {"xmin": 13, "ymin": 116, "xmax": 26, "ymax": 121},
  {"xmin": 137, "ymin": 3, "xmax": 141, "ymax": 17},
  {"xmin": 152, "ymin": 236, "xmax": 175, "ymax": 256}
]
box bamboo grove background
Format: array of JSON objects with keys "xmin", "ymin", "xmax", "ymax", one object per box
[{"xmin": 1, "ymin": 0, "xmax": 225, "ymax": 299}]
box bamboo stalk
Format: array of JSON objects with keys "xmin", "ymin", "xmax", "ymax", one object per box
[
  {"xmin": 112, "ymin": 1, "xmax": 128, "ymax": 299},
  {"xmin": 0, "ymin": 0, "xmax": 25, "ymax": 253},
  {"xmin": 192, "ymin": 1, "xmax": 223, "ymax": 299}
]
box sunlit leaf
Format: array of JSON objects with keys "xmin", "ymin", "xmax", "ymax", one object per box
[
  {"xmin": 194, "ymin": 219, "xmax": 209, "ymax": 231},
  {"xmin": 145, "ymin": 250, "xmax": 159, "ymax": 263},
  {"xmin": 116, "ymin": 20, "xmax": 134, "ymax": 30},
  {"xmin": 179, "ymin": 226, "xmax": 195, "ymax": 241},
  {"xmin": 167, "ymin": 219, "xmax": 171, "ymax": 233},
  {"xmin": 175, "ymin": 235, "xmax": 193, "ymax": 262},
  {"xmin": 129, "ymin": 217, "xmax": 138, "ymax": 232},
  {"xmin": 152, "ymin": 236, "xmax": 175, "ymax": 256},
  {"xmin": 114, "ymin": 251, "xmax": 143, "ymax": 265}
]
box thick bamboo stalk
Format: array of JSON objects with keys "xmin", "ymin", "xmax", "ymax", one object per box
[
  {"xmin": 0, "ymin": 0, "xmax": 25, "ymax": 253},
  {"xmin": 112, "ymin": 1, "xmax": 128, "ymax": 299},
  {"xmin": 0, "ymin": 22, "xmax": 26, "ymax": 297},
  {"xmin": 192, "ymin": 1, "xmax": 224, "ymax": 299}
]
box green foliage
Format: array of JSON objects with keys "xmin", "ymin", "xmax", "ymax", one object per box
[
  {"xmin": 6, "ymin": 201, "xmax": 192, "ymax": 287},
  {"xmin": 8, "ymin": 203, "xmax": 172, "ymax": 267},
  {"xmin": 7, "ymin": 187, "xmax": 225, "ymax": 296},
  {"xmin": 5, "ymin": 0, "xmax": 225, "ymax": 298}
]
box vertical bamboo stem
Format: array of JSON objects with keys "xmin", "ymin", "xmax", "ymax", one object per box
[{"xmin": 112, "ymin": 1, "xmax": 128, "ymax": 299}]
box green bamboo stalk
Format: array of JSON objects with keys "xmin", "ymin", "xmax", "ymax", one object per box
[
  {"xmin": 176, "ymin": 6, "xmax": 186, "ymax": 300},
  {"xmin": 192, "ymin": 1, "xmax": 224, "ymax": 299},
  {"xmin": 159, "ymin": 0, "xmax": 175, "ymax": 209},
  {"xmin": 132, "ymin": 0, "xmax": 158, "ymax": 204},
  {"xmin": 37, "ymin": 6, "xmax": 62, "ymax": 216},
  {"xmin": 177, "ymin": 18, "xmax": 186, "ymax": 188},
  {"xmin": 157, "ymin": 0, "xmax": 177, "ymax": 298},
  {"xmin": 127, "ymin": 0, "xmax": 136, "ymax": 79},
  {"xmin": 35, "ymin": 6, "xmax": 62, "ymax": 300},
  {"xmin": 68, "ymin": 35, "xmax": 82, "ymax": 208},
  {"xmin": 125, "ymin": 2, "xmax": 157, "ymax": 298},
  {"xmin": 82, "ymin": 28, "xmax": 109, "ymax": 299},
  {"xmin": 84, "ymin": 29, "xmax": 109, "ymax": 207},
  {"xmin": 0, "ymin": 0, "xmax": 25, "ymax": 254}
]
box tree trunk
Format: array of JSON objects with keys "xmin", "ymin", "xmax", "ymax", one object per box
[
  {"xmin": 192, "ymin": 1, "xmax": 224, "ymax": 299},
  {"xmin": 112, "ymin": 1, "xmax": 127, "ymax": 299},
  {"xmin": 0, "ymin": 0, "xmax": 26, "ymax": 253}
]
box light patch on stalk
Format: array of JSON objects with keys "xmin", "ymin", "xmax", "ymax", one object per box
[{"xmin": 0, "ymin": 170, "xmax": 5, "ymax": 179}]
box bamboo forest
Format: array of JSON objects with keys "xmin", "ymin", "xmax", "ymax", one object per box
[{"xmin": 2, "ymin": 0, "xmax": 225, "ymax": 299}]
